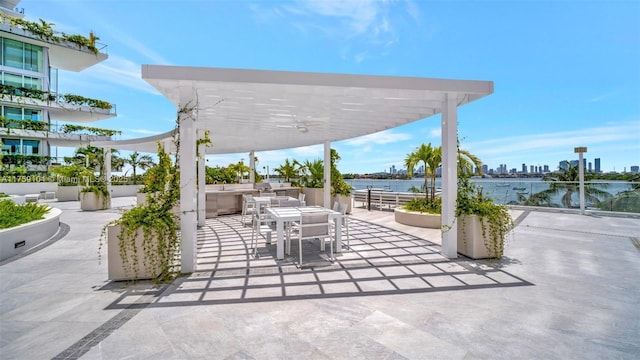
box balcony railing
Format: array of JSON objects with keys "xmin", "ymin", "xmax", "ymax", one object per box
[{"xmin": 346, "ymin": 179, "xmax": 640, "ymax": 215}]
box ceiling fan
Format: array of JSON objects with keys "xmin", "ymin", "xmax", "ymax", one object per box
[{"xmin": 275, "ymin": 115, "xmax": 326, "ymax": 133}]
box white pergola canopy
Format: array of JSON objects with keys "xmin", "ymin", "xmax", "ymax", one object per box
[
  {"xmin": 94, "ymin": 66, "xmax": 493, "ymax": 272},
  {"xmin": 135, "ymin": 65, "xmax": 493, "ymax": 154}
]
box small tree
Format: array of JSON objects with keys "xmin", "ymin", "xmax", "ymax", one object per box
[{"xmin": 126, "ymin": 151, "xmax": 155, "ymax": 184}]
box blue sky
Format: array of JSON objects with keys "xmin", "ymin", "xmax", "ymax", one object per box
[{"xmin": 24, "ymin": 0, "xmax": 640, "ymax": 174}]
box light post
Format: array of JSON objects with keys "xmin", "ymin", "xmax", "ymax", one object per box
[
  {"xmin": 574, "ymin": 146, "xmax": 587, "ymax": 215},
  {"xmin": 366, "ymin": 185, "xmax": 373, "ymax": 211}
]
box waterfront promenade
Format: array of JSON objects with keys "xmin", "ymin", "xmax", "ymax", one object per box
[{"xmin": 0, "ymin": 197, "xmax": 639, "ymax": 359}]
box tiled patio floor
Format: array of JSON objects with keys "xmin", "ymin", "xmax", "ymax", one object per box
[{"xmin": 106, "ymin": 214, "xmax": 531, "ymax": 309}]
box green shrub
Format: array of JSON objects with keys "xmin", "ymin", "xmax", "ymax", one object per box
[
  {"xmin": 0, "ymin": 200, "xmax": 50, "ymax": 229},
  {"xmin": 404, "ymin": 197, "xmax": 442, "ymax": 214}
]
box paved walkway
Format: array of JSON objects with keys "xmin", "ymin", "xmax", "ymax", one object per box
[{"xmin": 1, "ymin": 197, "xmax": 639, "ymax": 359}]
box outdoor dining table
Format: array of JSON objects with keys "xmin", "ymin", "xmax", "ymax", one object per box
[{"xmin": 265, "ymin": 206, "xmax": 343, "ymax": 260}]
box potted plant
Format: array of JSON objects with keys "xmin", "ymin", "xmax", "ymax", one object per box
[
  {"xmin": 102, "ymin": 141, "xmax": 180, "ymax": 282},
  {"xmin": 455, "ymin": 175, "xmax": 513, "ymax": 259},
  {"xmin": 80, "ymin": 180, "xmax": 110, "ymax": 210},
  {"xmin": 50, "ymin": 164, "xmax": 92, "ymax": 201},
  {"xmin": 395, "ymin": 197, "xmax": 442, "ymax": 228}
]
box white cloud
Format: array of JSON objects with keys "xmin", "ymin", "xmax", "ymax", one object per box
[
  {"xmin": 127, "ymin": 129, "xmax": 163, "ymax": 135},
  {"xmin": 92, "ymin": 56, "xmax": 161, "ymax": 95},
  {"xmin": 344, "ymin": 130, "xmax": 412, "ymax": 146},
  {"xmin": 251, "ymin": 0, "xmax": 404, "ymax": 62},
  {"xmin": 291, "ymin": 144, "xmax": 324, "ymax": 157},
  {"xmin": 465, "ymin": 121, "xmax": 640, "ymax": 159}
]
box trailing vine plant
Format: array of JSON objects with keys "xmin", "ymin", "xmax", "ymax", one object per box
[
  {"xmin": 0, "ymin": 14, "xmax": 101, "ymax": 54},
  {"xmin": 99, "ymin": 103, "xmax": 199, "ymax": 282},
  {"xmin": 455, "ymin": 172, "xmax": 513, "ymax": 259},
  {"xmin": 0, "ymin": 84, "xmax": 113, "ymax": 110}
]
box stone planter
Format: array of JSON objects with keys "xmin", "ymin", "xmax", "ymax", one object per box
[
  {"xmin": 457, "ymin": 215, "xmax": 496, "ymax": 259},
  {"xmin": 107, "ymin": 225, "xmax": 162, "ymax": 281},
  {"xmin": 302, "ymin": 187, "xmax": 324, "ymax": 207},
  {"xmin": 80, "ymin": 191, "xmax": 111, "ymax": 211},
  {"xmin": 57, "ymin": 185, "xmax": 81, "ymax": 201},
  {"xmin": 394, "ymin": 208, "xmax": 441, "ymax": 228},
  {"xmin": 333, "ymin": 194, "xmax": 352, "ymax": 214},
  {"xmin": 0, "ymin": 207, "xmax": 61, "ymax": 262}
]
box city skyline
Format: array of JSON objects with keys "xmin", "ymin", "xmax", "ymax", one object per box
[
  {"xmin": 383, "ymin": 156, "xmax": 640, "ymax": 177},
  {"xmin": 24, "ymin": 0, "xmax": 639, "ymax": 174}
]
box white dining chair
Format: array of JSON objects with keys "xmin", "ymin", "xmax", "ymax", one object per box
[
  {"xmin": 241, "ymin": 194, "xmax": 256, "ymax": 226},
  {"xmin": 250, "ymin": 202, "xmax": 273, "ymax": 258},
  {"xmin": 287, "ymin": 210, "xmax": 333, "ymax": 268},
  {"xmin": 278, "ymin": 199, "xmax": 301, "ymax": 208},
  {"xmin": 338, "ymin": 202, "xmax": 350, "ymax": 250},
  {"xmin": 298, "ymin": 193, "xmax": 306, "ymax": 206}
]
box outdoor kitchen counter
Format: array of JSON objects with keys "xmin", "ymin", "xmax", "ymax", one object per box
[{"xmin": 205, "ymin": 187, "xmax": 300, "ymax": 217}]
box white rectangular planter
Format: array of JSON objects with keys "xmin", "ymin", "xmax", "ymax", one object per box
[
  {"xmin": 57, "ymin": 186, "xmax": 80, "ymax": 201},
  {"xmin": 80, "ymin": 192, "xmax": 110, "ymax": 211},
  {"xmin": 107, "ymin": 225, "xmax": 161, "ymax": 281},
  {"xmin": 457, "ymin": 215, "xmax": 491, "ymax": 259}
]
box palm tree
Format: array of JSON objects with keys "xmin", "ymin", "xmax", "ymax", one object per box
[
  {"xmin": 67, "ymin": 146, "xmax": 123, "ymax": 178},
  {"xmin": 405, "ymin": 144, "xmax": 481, "ymax": 200},
  {"xmin": 228, "ymin": 160, "xmax": 250, "ymax": 183},
  {"xmin": 299, "ymin": 159, "xmax": 324, "ymax": 188},
  {"xmin": 457, "ymin": 149, "xmax": 483, "ymax": 178},
  {"xmin": 529, "ymin": 162, "xmax": 612, "ymax": 208},
  {"xmin": 126, "ymin": 152, "xmax": 155, "ymax": 184},
  {"xmin": 405, "ymin": 143, "xmax": 440, "ymax": 200},
  {"xmin": 274, "ymin": 158, "xmax": 300, "ymax": 182}
]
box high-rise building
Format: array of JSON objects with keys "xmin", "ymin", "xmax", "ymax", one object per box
[
  {"xmin": 559, "ymin": 160, "xmax": 570, "ymax": 171},
  {"xmin": 0, "ymin": 2, "xmax": 116, "ymax": 173},
  {"xmin": 481, "ymin": 164, "xmax": 488, "ymax": 175},
  {"xmin": 595, "ymin": 158, "xmax": 601, "ymax": 173},
  {"xmin": 588, "ymin": 162, "xmax": 592, "ymax": 172},
  {"xmin": 543, "ymin": 165, "xmax": 550, "ymax": 173},
  {"xmin": 530, "ymin": 165, "xmax": 534, "ymax": 174},
  {"xmin": 521, "ymin": 163, "xmax": 527, "ymax": 173},
  {"xmin": 630, "ymin": 166, "xmax": 639, "ymax": 174}
]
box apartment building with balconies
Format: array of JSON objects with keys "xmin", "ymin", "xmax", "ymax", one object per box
[{"xmin": 0, "ymin": 0, "xmax": 116, "ymax": 174}]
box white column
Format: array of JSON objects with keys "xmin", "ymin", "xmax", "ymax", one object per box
[
  {"xmin": 441, "ymin": 93, "xmax": 458, "ymax": 259},
  {"xmin": 104, "ymin": 146, "xmax": 112, "ymax": 208},
  {"xmin": 249, "ymin": 150, "xmax": 255, "ymax": 184},
  {"xmin": 323, "ymin": 141, "xmax": 331, "ymax": 209},
  {"xmin": 197, "ymin": 130, "xmax": 206, "ymax": 227},
  {"xmin": 179, "ymin": 105, "xmax": 197, "ymax": 273},
  {"xmin": 575, "ymin": 147, "xmax": 587, "ymax": 215}
]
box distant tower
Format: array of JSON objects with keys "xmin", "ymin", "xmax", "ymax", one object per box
[
  {"xmin": 530, "ymin": 165, "xmax": 534, "ymax": 174},
  {"xmin": 543, "ymin": 165, "xmax": 550, "ymax": 173},
  {"xmin": 595, "ymin": 158, "xmax": 601, "ymax": 173},
  {"xmin": 559, "ymin": 161, "xmax": 570, "ymax": 171},
  {"xmin": 588, "ymin": 162, "xmax": 592, "ymax": 172},
  {"xmin": 522, "ymin": 163, "xmax": 527, "ymax": 173}
]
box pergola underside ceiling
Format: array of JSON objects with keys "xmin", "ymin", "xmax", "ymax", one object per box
[{"xmin": 95, "ymin": 66, "xmax": 493, "ymax": 154}]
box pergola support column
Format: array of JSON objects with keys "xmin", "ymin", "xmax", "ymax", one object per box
[
  {"xmin": 197, "ymin": 130, "xmax": 206, "ymax": 227},
  {"xmin": 179, "ymin": 105, "xmax": 197, "ymax": 273},
  {"xmin": 441, "ymin": 93, "xmax": 458, "ymax": 259},
  {"xmin": 104, "ymin": 146, "xmax": 112, "ymax": 208},
  {"xmin": 249, "ymin": 151, "xmax": 255, "ymax": 184},
  {"xmin": 323, "ymin": 141, "xmax": 331, "ymax": 209}
]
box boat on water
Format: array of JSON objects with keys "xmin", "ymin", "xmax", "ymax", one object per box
[
  {"xmin": 513, "ymin": 187, "xmax": 526, "ymax": 191},
  {"xmin": 496, "ymin": 183, "xmax": 510, "ymax": 187}
]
